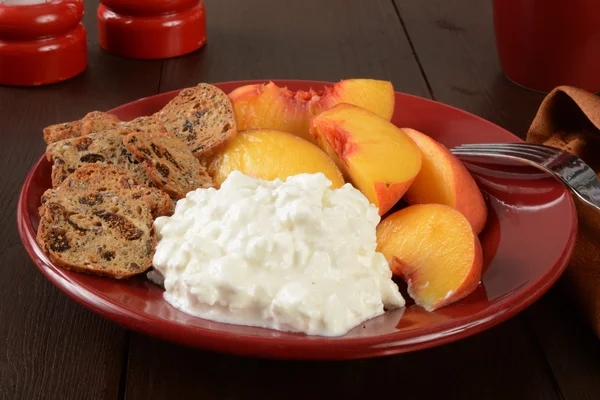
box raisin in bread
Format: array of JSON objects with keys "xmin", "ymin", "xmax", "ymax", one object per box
[
  {"xmin": 46, "ymin": 132, "xmax": 152, "ymax": 188},
  {"xmin": 124, "ymin": 132, "xmax": 213, "ymax": 199},
  {"xmin": 153, "ymin": 83, "xmax": 237, "ymax": 158}
]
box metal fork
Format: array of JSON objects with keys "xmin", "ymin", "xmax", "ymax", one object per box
[{"xmin": 451, "ymin": 142, "xmax": 600, "ymax": 211}]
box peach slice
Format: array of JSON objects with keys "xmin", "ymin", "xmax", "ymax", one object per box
[
  {"xmin": 228, "ymin": 79, "xmax": 394, "ymax": 143},
  {"xmin": 401, "ymin": 128, "xmax": 488, "ymax": 234},
  {"xmin": 206, "ymin": 129, "xmax": 345, "ymax": 188},
  {"xmin": 309, "ymin": 103, "xmax": 421, "ymax": 215},
  {"xmin": 315, "ymin": 79, "xmax": 395, "ymax": 120},
  {"xmin": 376, "ymin": 204, "xmax": 483, "ymax": 311}
]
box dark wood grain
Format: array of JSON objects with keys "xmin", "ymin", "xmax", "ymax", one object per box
[
  {"xmin": 394, "ymin": 0, "xmax": 600, "ymax": 398},
  {"xmin": 525, "ymin": 285, "xmax": 600, "ymax": 400},
  {"xmin": 125, "ymin": 317, "xmax": 559, "ymax": 400},
  {"xmin": 158, "ymin": 0, "xmax": 429, "ymax": 96},
  {"xmin": 124, "ymin": 1, "xmax": 560, "ymax": 399},
  {"xmin": 0, "ymin": 1, "xmax": 162, "ymax": 399},
  {"xmin": 394, "ymin": 0, "xmax": 546, "ymax": 139}
]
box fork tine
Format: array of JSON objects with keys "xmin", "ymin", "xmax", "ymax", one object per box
[
  {"xmin": 514, "ymin": 143, "xmax": 561, "ymax": 156},
  {"xmin": 454, "ymin": 143, "xmax": 560, "ymax": 158},
  {"xmin": 451, "ymin": 147, "xmax": 547, "ymax": 163},
  {"xmin": 455, "ymin": 145, "xmax": 551, "ymax": 159}
]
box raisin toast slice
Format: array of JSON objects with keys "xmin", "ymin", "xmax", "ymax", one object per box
[
  {"xmin": 37, "ymin": 187, "xmax": 156, "ymax": 279},
  {"xmin": 84, "ymin": 116, "xmax": 168, "ymax": 137},
  {"xmin": 44, "ymin": 111, "xmax": 121, "ymax": 144},
  {"xmin": 37, "ymin": 164, "xmax": 174, "ymax": 278},
  {"xmin": 124, "ymin": 132, "xmax": 213, "ymax": 199},
  {"xmin": 56, "ymin": 164, "xmax": 174, "ymax": 218},
  {"xmin": 46, "ymin": 132, "xmax": 152, "ymax": 188},
  {"xmin": 42, "ymin": 120, "xmax": 83, "ymax": 145},
  {"xmin": 44, "ymin": 113, "xmax": 167, "ymax": 144},
  {"xmin": 153, "ymin": 83, "xmax": 237, "ymax": 158}
]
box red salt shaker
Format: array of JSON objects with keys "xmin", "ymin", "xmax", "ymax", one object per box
[
  {"xmin": 0, "ymin": 0, "xmax": 87, "ymax": 86},
  {"xmin": 97, "ymin": 0, "xmax": 207, "ymax": 59}
]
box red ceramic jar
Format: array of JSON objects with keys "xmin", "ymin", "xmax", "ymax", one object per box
[
  {"xmin": 0, "ymin": 0, "xmax": 87, "ymax": 86},
  {"xmin": 97, "ymin": 0, "xmax": 207, "ymax": 59},
  {"xmin": 493, "ymin": 0, "xmax": 600, "ymax": 93}
]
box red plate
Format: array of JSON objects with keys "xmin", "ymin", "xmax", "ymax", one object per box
[{"xmin": 17, "ymin": 80, "xmax": 577, "ymax": 360}]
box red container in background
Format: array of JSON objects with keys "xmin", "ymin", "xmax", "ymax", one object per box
[
  {"xmin": 493, "ymin": 0, "xmax": 600, "ymax": 93},
  {"xmin": 97, "ymin": 0, "xmax": 207, "ymax": 59},
  {"xmin": 0, "ymin": 0, "xmax": 87, "ymax": 86}
]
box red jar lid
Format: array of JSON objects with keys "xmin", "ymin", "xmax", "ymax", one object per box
[
  {"xmin": 0, "ymin": 0, "xmax": 87, "ymax": 86},
  {"xmin": 97, "ymin": 0, "xmax": 207, "ymax": 60}
]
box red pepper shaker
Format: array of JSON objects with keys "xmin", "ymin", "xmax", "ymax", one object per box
[
  {"xmin": 0, "ymin": 0, "xmax": 87, "ymax": 86},
  {"xmin": 97, "ymin": 0, "xmax": 207, "ymax": 59}
]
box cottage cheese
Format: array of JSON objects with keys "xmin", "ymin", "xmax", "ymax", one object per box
[{"xmin": 152, "ymin": 171, "xmax": 405, "ymax": 336}]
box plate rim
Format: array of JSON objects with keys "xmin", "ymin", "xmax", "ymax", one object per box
[{"xmin": 17, "ymin": 79, "xmax": 578, "ymax": 360}]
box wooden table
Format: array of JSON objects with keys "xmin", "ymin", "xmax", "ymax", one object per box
[{"xmin": 2, "ymin": 1, "xmax": 600, "ymax": 399}]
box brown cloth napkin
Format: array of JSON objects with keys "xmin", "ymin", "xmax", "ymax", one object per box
[{"xmin": 526, "ymin": 85, "xmax": 600, "ymax": 338}]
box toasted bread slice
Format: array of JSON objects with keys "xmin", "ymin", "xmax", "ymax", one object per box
[
  {"xmin": 46, "ymin": 132, "xmax": 152, "ymax": 188},
  {"xmin": 37, "ymin": 187, "xmax": 156, "ymax": 279},
  {"xmin": 36, "ymin": 164, "xmax": 175, "ymax": 279},
  {"xmin": 43, "ymin": 111, "xmax": 121, "ymax": 145},
  {"xmin": 124, "ymin": 132, "xmax": 213, "ymax": 199},
  {"xmin": 43, "ymin": 120, "xmax": 84, "ymax": 145},
  {"xmin": 57, "ymin": 164, "xmax": 174, "ymax": 218},
  {"xmin": 43, "ymin": 112, "xmax": 167, "ymax": 145},
  {"xmin": 153, "ymin": 83, "xmax": 237, "ymax": 158}
]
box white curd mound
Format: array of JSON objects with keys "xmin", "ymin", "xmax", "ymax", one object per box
[{"xmin": 152, "ymin": 171, "xmax": 405, "ymax": 336}]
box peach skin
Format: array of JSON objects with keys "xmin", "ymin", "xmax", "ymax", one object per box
[
  {"xmin": 228, "ymin": 79, "xmax": 394, "ymax": 143},
  {"xmin": 376, "ymin": 204, "xmax": 483, "ymax": 311},
  {"xmin": 206, "ymin": 128, "xmax": 345, "ymax": 188},
  {"xmin": 309, "ymin": 103, "xmax": 421, "ymax": 215},
  {"xmin": 401, "ymin": 128, "xmax": 488, "ymax": 234}
]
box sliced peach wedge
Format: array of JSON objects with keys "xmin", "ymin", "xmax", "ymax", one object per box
[
  {"xmin": 309, "ymin": 103, "xmax": 421, "ymax": 215},
  {"xmin": 376, "ymin": 204, "xmax": 483, "ymax": 311},
  {"xmin": 316, "ymin": 78, "xmax": 395, "ymax": 120},
  {"xmin": 206, "ymin": 129, "xmax": 345, "ymax": 188},
  {"xmin": 228, "ymin": 79, "xmax": 394, "ymax": 143},
  {"xmin": 401, "ymin": 128, "xmax": 488, "ymax": 234}
]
